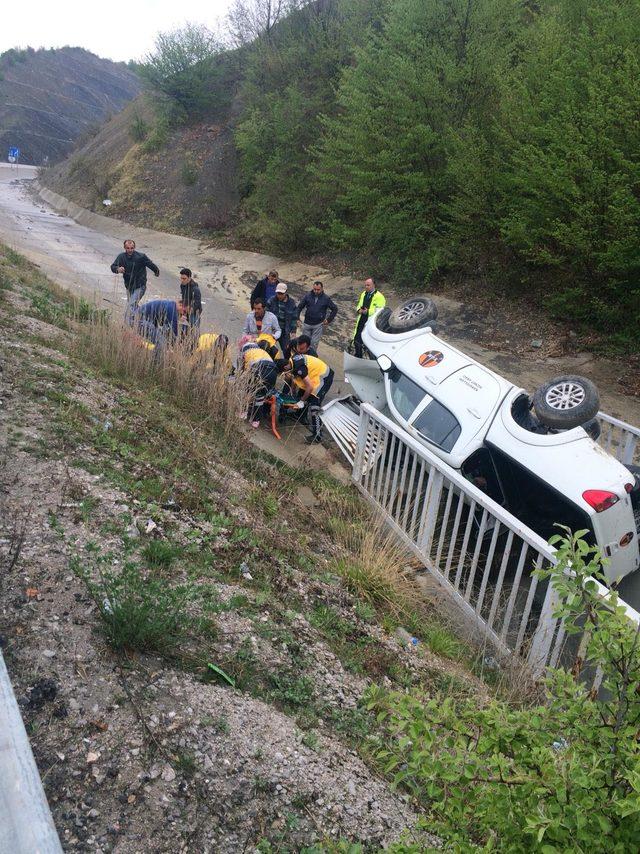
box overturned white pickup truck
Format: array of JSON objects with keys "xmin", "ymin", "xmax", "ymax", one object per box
[{"xmin": 327, "ymin": 297, "xmax": 640, "ymax": 584}]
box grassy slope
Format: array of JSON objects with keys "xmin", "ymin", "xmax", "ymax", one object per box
[{"xmin": 0, "ymin": 245, "xmax": 497, "ymax": 851}]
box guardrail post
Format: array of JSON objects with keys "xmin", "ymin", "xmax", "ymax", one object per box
[
  {"xmin": 417, "ymin": 469, "xmax": 443, "ymax": 558},
  {"xmin": 527, "ymin": 582, "xmax": 560, "ymax": 677},
  {"xmin": 352, "ymin": 408, "xmax": 370, "ymax": 483}
]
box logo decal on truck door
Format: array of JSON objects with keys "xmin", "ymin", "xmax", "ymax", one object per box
[{"xmin": 418, "ymin": 350, "xmax": 444, "ymax": 368}]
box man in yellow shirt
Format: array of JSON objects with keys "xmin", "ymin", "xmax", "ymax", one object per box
[
  {"xmin": 239, "ymin": 340, "xmax": 278, "ymax": 428},
  {"xmin": 281, "ymin": 352, "xmax": 334, "ymax": 444}
]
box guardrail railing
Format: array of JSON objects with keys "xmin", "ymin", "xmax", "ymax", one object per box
[
  {"xmin": 352, "ymin": 403, "xmax": 640, "ymax": 677},
  {"xmin": 597, "ymin": 411, "xmax": 640, "ymax": 467},
  {"xmin": 0, "ymin": 652, "xmax": 63, "ymax": 853}
]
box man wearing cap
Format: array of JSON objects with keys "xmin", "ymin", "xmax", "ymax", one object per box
[
  {"xmin": 278, "ymin": 352, "xmax": 334, "ymax": 444},
  {"xmin": 352, "ymin": 277, "xmax": 385, "ymax": 358},
  {"xmin": 296, "ymin": 281, "xmax": 338, "ymax": 352},
  {"xmin": 267, "ymin": 283, "xmax": 298, "ymax": 356},
  {"xmin": 250, "ymin": 270, "xmax": 280, "ymax": 307}
]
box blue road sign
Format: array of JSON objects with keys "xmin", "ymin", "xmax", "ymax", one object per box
[{"xmin": 8, "ymin": 147, "xmax": 19, "ymax": 160}]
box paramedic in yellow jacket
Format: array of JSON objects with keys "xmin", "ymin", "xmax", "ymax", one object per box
[
  {"xmin": 195, "ymin": 332, "xmax": 231, "ymax": 373},
  {"xmin": 282, "ymin": 352, "xmax": 334, "ymax": 445},
  {"xmin": 238, "ymin": 339, "xmax": 278, "ymax": 429},
  {"xmin": 352, "ymin": 277, "xmax": 385, "ymax": 358}
]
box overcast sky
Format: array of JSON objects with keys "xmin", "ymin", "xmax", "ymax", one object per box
[{"xmin": 1, "ymin": 0, "xmax": 234, "ymax": 63}]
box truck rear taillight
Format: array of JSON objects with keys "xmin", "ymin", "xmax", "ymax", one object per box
[{"xmin": 582, "ymin": 490, "xmax": 620, "ymax": 513}]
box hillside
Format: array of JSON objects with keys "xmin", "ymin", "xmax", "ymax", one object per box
[
  {"xmin": 43, "ymin": 94, "xmax": 240, "ymax": 235},
  {"xmin": 0, "ymin": 46, "xmax": 141, "ymax": 164},
  {"xmin": 40, "ymin": 0, "xmax": 640, "ymax": 350}
]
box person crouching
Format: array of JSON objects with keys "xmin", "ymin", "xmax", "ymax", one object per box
[
  {"xmin": 238, "ymin": 339, "xmax": 278, "ymax": 429},
  {"xmin": 279, "ymin": 352, "xmax": 334, "ymax": 444}
]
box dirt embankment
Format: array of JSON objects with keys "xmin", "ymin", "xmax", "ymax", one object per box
[
  {"xmin": 43, "ymin": 94, "xmax": 241, "ymax": 239},
  {"xmin": 1, "ymin": 247, "xmax": 486, "ymax": 851}
]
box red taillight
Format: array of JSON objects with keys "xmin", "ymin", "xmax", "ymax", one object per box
[
  {"xmin": 582, "ymin": 489, "xmax": 620, "ymax": 513},
  {"xmin": 625, "ymin": 483, "xmax": 634, "ymax": 493}
]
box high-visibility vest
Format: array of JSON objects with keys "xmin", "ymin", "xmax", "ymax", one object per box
[
  {"xmin": 243, "ymin": 345, "xmax": 274, "ymax": 368},
  {"xmin": 352, "ymin": 289, "xmax": 386, "ymax": 338},
  {"xmin": 291, "ymin": 354, "xmax": 330, "ymax": 395}
]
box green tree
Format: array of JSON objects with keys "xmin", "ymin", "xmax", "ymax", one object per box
[
  {"xmin": 495, "ymin": 0, "xmax": 640, "ymax": 339},
  {"xmin": 234, "ymin": 0, "xmax": 389, "ymax": 250},
  {"xmin": 139, "ymin": 23, "xmax": 233, "ymax": 120}
]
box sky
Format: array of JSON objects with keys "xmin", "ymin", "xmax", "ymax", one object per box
[{"xmin": 0, "ymin": 0, "xmax": 234, "ymax": 63}]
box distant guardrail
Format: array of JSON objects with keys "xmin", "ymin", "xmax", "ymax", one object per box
[{"xmin": 0, "ymin": 652, "xmax": 62, "ymax": 853}]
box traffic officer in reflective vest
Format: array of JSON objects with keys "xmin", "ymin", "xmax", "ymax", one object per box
[{"xmin": 285, "ymin": 352, "xmax": 334, "ymax": 444}]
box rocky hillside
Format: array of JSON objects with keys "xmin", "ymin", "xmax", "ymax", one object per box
[
  {"xmin": 0, "ymin": 47, "xmax": 141, "ymax": 165},
  {"xmin": 43, "ymin": 94, "xmax": 241, "ymax": 236}
]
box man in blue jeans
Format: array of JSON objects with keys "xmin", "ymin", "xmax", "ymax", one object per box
[
  {"xmin": 110, "ymin": 239, "xmax": 160, "ymax": 321},
  {"xmin": 134, "ymin": 299, "xmax": 179, "ymax": 357}
]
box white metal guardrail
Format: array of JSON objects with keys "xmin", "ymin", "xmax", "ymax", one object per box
[
  {"xmin": 350, "ymin": 403, "xmax": 640, "ymax": 677},
  {"xmin": 597, "ymin": 411, "xmax": 640, "ymax": 467},
  {"xmin": 0, "ymin": 652, "xmax": 63, "ymax": 853}
]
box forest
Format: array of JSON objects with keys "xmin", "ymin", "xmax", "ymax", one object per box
[{"xmin": 143, "ymin": 0, "xmax": 640, "ymax": 346}]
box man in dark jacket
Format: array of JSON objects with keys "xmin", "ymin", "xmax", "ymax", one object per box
[
  {"xmin": 250, "ymin": 270, "xmax": 279, "ymax": 307},
  {"xmin": 179, "ymin": 268, "xmax": 202, "ymax": 336},
  {"xmin": 267, "ymin": 283, "xmax": 297, "ymax": 355},
  {"xmin": 134, "ymin": 299, "xmax": 179, "ymax": 355},
  {"xmin": 110, "ymin": 239, "xmax": 160, "ymax": 318},
  {"xmin": 296, "ymin": 281, "xmax": 338, "ymax": 352}
]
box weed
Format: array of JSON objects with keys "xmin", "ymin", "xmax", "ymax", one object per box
[
  {"xmin": 141, "ymin": 539, "xmax": 183, "ymax": 569},
  {"xmin": 301, "ymin": 730, "xmax": 319, "ymax": 751},
  {"xmin": 180, "ymin": 157, "xmax": 198, "ymax": 186},
  {"xmin": 423, "ymin": 623, "xmax": 465, "ymax": 660},
  {"xmin": 174, "ymin": 750, "xmax": 196, "ymax": 778},
  {"xmin": 73, "ymin": 558, "xmax": 198, "ymax": 655},
  {"xmin": 268, "ymin": 669, "xmax": 314, "ymax": 709}
]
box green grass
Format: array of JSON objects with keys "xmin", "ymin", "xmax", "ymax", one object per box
[{"xmin": 141, "ymin": 539, "xmax": 183, "ymax": 569}]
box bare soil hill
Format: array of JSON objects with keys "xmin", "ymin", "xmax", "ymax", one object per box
[
  {"xmin": 0, "ymin": 47, "xmax": 141, "ymax": 165},
  {"xmin": 43, "ymin": 93, "xmax": 241, "ymax": 236}
]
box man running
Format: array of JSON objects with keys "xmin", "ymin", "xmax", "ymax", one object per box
[{"xmin": 110, "ymin": 239, "xmax": 160, "ymax": 318}]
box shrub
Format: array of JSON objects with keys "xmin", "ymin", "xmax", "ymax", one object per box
[
  {"xmin": 367, "ymin": 530, "xmax": 640, "ymax": 851},
  {"xmin": 129, "ymin": 113, "xmax": 149, "ymax": 142},
  {"xmin": 180, "ymin": 157, "xmax": 198, "ymax": 186}
]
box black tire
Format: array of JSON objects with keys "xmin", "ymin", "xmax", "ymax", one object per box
[
  {"xmin": 388, "ymin": 296, "xmax": 438, "ymax": 332},
  {"xmin": 533, "ymin": 375, "xmax": 600, "ymax": 430},
  {"xmin": 375, "ymin": 307, "xmax": 392, "ymax": 332}
]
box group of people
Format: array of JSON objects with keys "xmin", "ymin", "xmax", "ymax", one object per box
[{"xmin": 110, "ymin": 241, "xmax": 386, "ymax": 445}]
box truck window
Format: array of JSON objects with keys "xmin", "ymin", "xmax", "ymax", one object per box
[
  {"xmin": 388, "ymin": 368, "xmax": 425, "ymax": 422},
  {"xmin": 413, "ymin": 400, "xmax": 461, "ymax": 452}
]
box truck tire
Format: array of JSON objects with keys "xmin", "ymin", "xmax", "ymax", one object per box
[
  {"xmin": 388, "ymin": 296, "xmax": 438, "ymax": 332},
  {"xmin": 375, "ymin": 307, "xmax": 392, "ymax": 332},
  {"xmin": 533, "ymin": 375, "xmax": 600, "ymax": 430}
]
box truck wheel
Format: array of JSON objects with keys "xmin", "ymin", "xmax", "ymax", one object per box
[
  {"xmin": 533, "ymin": 375, "xmax": 600, "ymax": 430},
  {"xmin": 375, "ymin": 307, "xmax": 392, "ymax": 332},
  {"xmin": 388, "ymin": 296, "xmax": 438, "ymax": 332}
]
